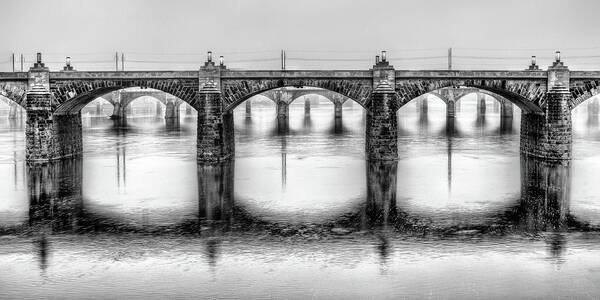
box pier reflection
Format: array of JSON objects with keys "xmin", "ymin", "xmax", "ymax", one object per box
[
  {"xmin": 18, "ymin": 154, "xmax": 580, "ymax": 276},
  {"xmin": 27, "ymin": 158, "xmax": 83, "ymax": 232},
  {"xmin": 18, "ymin": 154, "xmax": 578, "ymax": 238}
]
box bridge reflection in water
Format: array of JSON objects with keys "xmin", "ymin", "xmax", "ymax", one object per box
[
  {"xmin": 21, "ymin": 153, "xmax": 577, "ymax": 264},
  {"xmin": 3, "ymin": 98, "xmax": 600, "ymax": 298}
]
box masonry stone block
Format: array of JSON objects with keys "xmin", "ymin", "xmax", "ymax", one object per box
[
  {"xmin": 366, "ymin": 81, "xmax": 398, "ymax": 160},
  {"xmin": 197, "ymin": 83, "xmax": 234, "ymax": 163},
  {"xmin": 334, "ymin": 102, "xmax": 342, "ymax": 119},
  {"xmin": 520, "ymin": 85, "xmax": 572, "ymax": 160}
]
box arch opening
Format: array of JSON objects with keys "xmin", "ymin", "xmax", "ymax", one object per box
[
  {"xmin": 396, "ymin": 84, "xmax": 542, "ymax": 114},
  {"xmin": 224, "ymin": 85, "xmax": 369, "ymax": 113},
  {"xmin": 53, "ymin": 85, "xmax": 198, "ymax": 116},
  {"xmin": 81, "ymin": 97, "xmax": 114, "ymax": 118}
]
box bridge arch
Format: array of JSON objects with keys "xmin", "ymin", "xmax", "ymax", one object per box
[
  {"xmin": 570, "ymin": 79, "xmax": 600, "ymax": 109},
  {"xmin": 81, "ymin": 97, "xmax": 114, "ymax": 117},
  {"xmin": 221, "ymin": 79, "xmax": 372, "ymax": 112},
  {"xmin": 51, "ymin": 79, "xmax": 198, "ymax": 115},
  {"xmin": 394, "ymin": 80, "xmax": 545, "ymax": 114},
  {"xmin": 0, "ymin": 82, "xmax": 27, "ymax": 108}
]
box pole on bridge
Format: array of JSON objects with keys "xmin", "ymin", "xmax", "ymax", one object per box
[
  {"xmin": 20, "ymin": 54, "xmax": 23, "ymax": 72},
  {"xmin": 448, "ymin": 47, "xmax": 452, "ymax": 70},
  {"xmin": 115, "ymin": 52, "xmax": 119, "ymax": 71},
  {"xmin": 281, "ymin": 50, "xmax": 286, "ymax": 70},
  {"xmin": 11, "ymin": 53, "xmax": 15, "ymax": 72},
  {"xmin": 121, "ymin": 53, "xmax": 125, "ymax": 71}
]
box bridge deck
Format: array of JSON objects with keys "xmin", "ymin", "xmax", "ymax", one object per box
[{"xmin": 0, "ymin": 69, "xmax": 599, "ymax": 81}]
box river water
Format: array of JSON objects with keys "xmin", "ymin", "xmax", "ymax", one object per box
[{"xmin": 1, "ymin": 96, "xmax": 600, "ymax": 299}]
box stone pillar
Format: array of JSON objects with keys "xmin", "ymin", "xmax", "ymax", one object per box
[
  {"xmin": 366, "ymin": 81, "xmax": 397, "ymax": 160},
  {"xmin": 334, "ymin": 102, "xmax": 343, "ymax": 119},
  {"xmin": 520, "ymin": 84, "xmax": 572, "ymax": 160},
  {"xmin": 477, "ymin": 94, "xmax": 486, "ymax": 116},
  {"xmin": 95, "ymin": 102, "xmax": 102, "ymax": 115},
  {"xmin": 501, "ymin": 101, "xmax": 514, "ymax": 118},
  {"xmin": 446, "ymin": 100, "xmax": 455, "ymax": 119},
  {"xmin": 420, "ymin": 97, "xmax": 428, "ymax": 114},
  {"xmin": 197, "ymin": 81, "xmax": 234, "ymax": 162},
  {"xmin": 111, "ymin": 102, "xmax": 124, "ymax": 119},
  {"xmin": 109, "ymin": 92, "xmax": 125, "ymax": 119},
  {"xmin": 165, "ymin": 100, "xmax": 178, "ymax": 119},
  {"xmin": 333, "ymin": 118, "xmax": 343, "ymax": 134},
  {"xmin": 26, "ymin": 88, "xmax": 55, "ymax": 162},
  {"xmin": 26, "ymin": 95, "xmax": 82, "ymax": 162},
  {"xmin": 26, "ymin": 58, "xmax": 82, "ymax": 163},
  {"xmin": 276, "ymin": 102, "xmax": 289, "ymax": 121},
  {"xmin": 244, "ymin": 100, "xmax": 251, "ymax": 115},
  {"xmin": 499, "ymin": 115, "xmax": 513, "ymax": 134},
  {"xmin": 304, "ymin": 97, "xmax": 310, "ymax": 116}
]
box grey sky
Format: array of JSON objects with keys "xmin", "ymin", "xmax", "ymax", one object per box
[{"xmin": 1, "ymin": 0, "xmax": 599, "ymax": 70}]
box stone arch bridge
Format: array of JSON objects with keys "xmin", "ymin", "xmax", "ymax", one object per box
[
  {"xmin": 2, "ymin": 53, "xmax": 600, "ymax": 163},
  {"xmin": 97, "ymin": 89, "xmax": 186, "ymax": 119}
]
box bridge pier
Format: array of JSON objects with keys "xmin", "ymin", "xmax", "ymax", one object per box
[
  {"xmin": 366, "ymin": 81, "xmax": 397, "ymax": 160},
  {"xmin": 165, "ymin": 100, "xmax": 179, "ymax": 119},
  {"xmin": 245, "ymin": 100, "xmax": 252, "ymax": 115},
  {"xmin": 197, "ymin": 82, "xmax": 234, "ymax": 162},
  {"xmin": 110, "ymin": 101, "xmax": 126, "ymax": 119},
  {"xmin": 477, "ymin": 94, "xmax": 486, "ymax": 116},
  {"xmin": 26, "ymin": 61, "xmax": 83, "ymax": 163},
  {"xmin": 26, "ymin": 92, "xmax": 82, "ymax": 162},
  {"xmin": 418, "ymin": 97, "xmax": 428, "ymax": 116},
  {"xmin": 304, "ymin": 97, "xmax": 310, "ymax": 116},
  {"xmin": 520, "ymin": 84, "xmax": 572, "ymax": 160},
  {"xmin": 500, "ymin": 101, "xmax": 513, "ymax": 118},
  {"xmin": 334, "ymin": 102, "xmax": 343, "ymax": 119},
  {"xmin": 446, "ymin": 100, "xmax": 456, "ymax": 119},
  {"xmin": 95, "ymin": 102, "xmax": 103, "ymax": 115},
  {"xmin": 333, "ymin": 118, "xmax": 343, "ymax": 134},
  {"xmin": 276, "ymin": 102, "xmax": 289, "ymax": 121},
  {"xmin": 499, "ymin": 115, "xmax": 513, "ymax": 133}
]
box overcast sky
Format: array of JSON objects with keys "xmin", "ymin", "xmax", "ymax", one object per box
[{"xmin": 1, "ymin": 0, "xmax": 599, "ymax": 70}]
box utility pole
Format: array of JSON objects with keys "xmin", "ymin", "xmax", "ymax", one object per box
[
  {"xmin": 11, "ymin": 53, "xmax": 15, "ymax": 72},
  {"xmin": 448, "ymin": 47, "xmax": 453, "ymax": 70},
  {"xmin": 115, "ymin": 52, "xmax": 119, "ymax": 71},
  {"xmin": 121, "ymin": 53, "xmax": 125, "ymax": 71},
  {"xmin": 20, "ymin": 54, "xmax": 24, "ymax": 71},
  {"xmin": 281, "ymin": 50, "xmax": 286, "ymax": 70}
]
